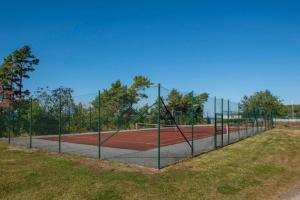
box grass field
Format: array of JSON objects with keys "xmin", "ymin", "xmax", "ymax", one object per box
[{"xmin": 1, "ymin": 128, "xmax": 300, "ymax": 200}]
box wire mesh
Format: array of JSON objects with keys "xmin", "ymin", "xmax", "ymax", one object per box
[
  {"xmin": 98, "ymin": 85, "xmax": 158, "ymax": 168},
  {"xmin": 0, "ymin": 84, "xmax": 276, "ymax": 169},
  {"xmin": 5, "ymin": 99, "xmax": 30, "ymax": 147},
  {"xmin": 159, "ymin": 86, "xmax": 193, "ymax": 166}
]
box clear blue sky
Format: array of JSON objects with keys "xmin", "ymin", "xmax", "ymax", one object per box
[{"xmin": 0, "ymin": 0, "xmax": 299, "ymax": 103}]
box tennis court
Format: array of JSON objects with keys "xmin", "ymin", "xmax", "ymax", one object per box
[
  {"xmin": 0, "ymin": 84, "xmax": 272, "ymax": 169},
  {"xmin": 3, "ymin": 124, "xmax": 254, "ymax": 168},
  {"xmin": 40, "ymin": 125, "xmax": 242, "ymax": 151}
]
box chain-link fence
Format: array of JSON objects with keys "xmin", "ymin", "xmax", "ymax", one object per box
[{"xmin": 0, "ymin": 84, "xmax": 275, "ymax": 169}]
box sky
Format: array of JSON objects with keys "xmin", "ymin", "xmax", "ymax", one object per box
[{"xmin": 0, "ymin": 0, "xmax": 299, "ymax": 103}]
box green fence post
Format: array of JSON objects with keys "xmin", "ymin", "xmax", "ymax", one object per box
[
  {"xmin": 191, "ymin": 91, "xmax": 195, "ymax": 156},
  {"xmin": 10, "ymin": 107, "xmax": 15, "ymax": 144},
  {"xmin": 270, "ymin": 112, "xmax": 272, "ymax": 129},
  {"xmin": 267, "ymin": 112, "xmax": 269, "ymax": 130},
  {"xmin": 89, "ymin": 106, "xmax": 92, "ymax": 131},
  {"xmin": 266, "ymin": 111, "xmax": 268, "ymax": 130},
  {"xmin": 9, "ymin": 108, "xmax": 12, "ymax": 144},
  {"xmin": 81, "ymin": 107, "xmax": 83, "ymax": 130},
  {"xmin": 227, "ymin": 100, "xmax": 230, "ymax": 144},
  {"xmin": 59, "ymin": 95, "xmax": 62, "ymax": 153},
  {"xmin": 214, "ymin": 97, "xmax": 217, "ymax": 149},
  {"xmin": 221, "ymin": 98, "xmax": 224, "ymax": 147},
  {"xmin": 68, "ymin": 97, "xmax": 71, "ymax": 134},
  {"xmin": 267, "ymin": 113, "xmax": 270, "ymax": 130},
  {"xmin": 157, "ymin": 84, "xmax": 161, "ymax": 169},
  {"xmin": 252, "ymin": 108, "xmax": 255, "ymax": 135},
  {"xmin": 29, "ymin": 98, "xmax": 32, "ymax": 148},
  {"xmin": 245, "ymin": 108, "xmax": 248, "ymax": 137},
  {"xmin": 238, "ymin": 103, "xmax": 240, "ymax": 140},
  {"xmin": 260, "ymin": 109, "xmax": 263, "ymax": 132},
  {"xmin": 255, "ymin": 108, "xmax": 258, "ymax": 134},
  {"xmin": 271, "ymin": 110, "xmax": 274, "ymax": 129},
  {"xmin": 98, "ymin": 90, "xmax": 101, "ymax": 160},
  {"xmin": 253, "ymin": 108, "xmax": 256, "ymax": 134}
]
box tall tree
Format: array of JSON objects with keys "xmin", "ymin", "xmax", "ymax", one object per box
[
  {"xmin": 166, "ymin": 89, "xmax": 209, "ymax": 124},
  {"xmin": 2, "ymin": 45, "xmax": 39, "ymax": 101},
  {"xmin": 0, "ymin": 63, "xmax": 17, "ymax": 104},
  {"xmin": 241, "ymin": 90, "xmax": 284, "ymax": 121},
  {"xmin": 92, "ymin": 76, "xmax": 153, "ymax": 130}
]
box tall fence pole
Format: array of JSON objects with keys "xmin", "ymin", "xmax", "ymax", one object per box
[
  {"xmin": 221, "ymin": 98, "xmax": 224, "ymax": 147},
  {"xmin": 238, "ymin": 103, "xmax": 240, "ymax": 140},
  {"xmin": 264, "ymin": 112, "xmax": 267, "ymax": 131},
  {"xmin": 214, "ymin": 97, "xmax": 217, "ymax": 149},
  {"xmin": 81, "ymin": 107, "xmax": 83, "ymax": 130},
  {"xmin": 89, "ymin": 106, "xmax": 92, "ymax": 131},
  {"xmin": 246, "ymin": 108, "xmax": 249, "ymax": 137},
  {"xmin": 274, "ymin": 115, "xmax": 277, "ymax": 128},
  {"xmin": 227, "ymin": 100, "xmax": 230, "ymax": 144},
  {"xmin": 157, "ymin": 84, "xmax": 161, "ymax": 169},
  {"xmin": 271, "ymin": 110, "xmax": 274, "ymax": 128},
  {"xmin": 252, "ymin": 109, "xmax": 255, "ymax": 136},
  {"xmin": 29, "ymin": 98, "xmax": 33, "ymax": 148},
  {"xmin": 255, "ymin": 108, "xmax": 259, "ymax": 134},
  {"xmin": 59, "ymin": 95, "xmax": 62, "ymax": 153},
  {"xmin": 9, "ymin": 108, "xmax": 13, "ymax": 144},
  {"xmin": 68, "ymin": 97, "xmax": 71, "ymax": 134},
  {"xmin": 98, "ymin": 90, "xmax": 101, "ymax": 160},
  {"xmin": 191, "ymin": 91, "xmax": 195, "ymax": 156}
]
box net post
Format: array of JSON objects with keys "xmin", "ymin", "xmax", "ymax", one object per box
[
  {"xmin": 227, "ymin": 99, "xmax": 230, "ymax": 144},
  {"xmin": 98, "ymin": 90, "xmax": 101, "ymax": 160},
  {"xmin": 238, "ymin": 103, "xmax": 240, "ymax": 141},
  {"xmin": 191, "ymin": 91, "xmax": 195, "ymax": 156},
  {"xmin": 221, "ymin": 98, "xmax": 224, "ymax": 147},
  {"xmin": 214, "ymin": 97, "xmax": 217, "ymax": 149},
  {"xmin": 29, "ymin": 97, "xmax": 32, "ymax": 148},
  {"xmin": 59, "ymin": 95, "xmax": 62, "ymax": 153},
  {"xmin": 157, "ymin": 83, "xmax": 161, "ymax": 169}
]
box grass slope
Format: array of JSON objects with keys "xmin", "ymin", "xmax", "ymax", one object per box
[{"xmin": 0, "ymin": 128, "xmax": 300, "ymax": 200}]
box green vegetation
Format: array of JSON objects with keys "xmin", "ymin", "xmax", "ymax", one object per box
[
  {"xmin": 0, "ymin": 45, "xmax": 39, "ymax": 103},
  {"xmin": 0, "ymin": 46, "xmax": 283, "ymax": 139},
  {"xmin": 0, "ymin": 128, "xmax": 299, "ymax": 200},
  {"xmin": 241, "ymin": 90, "xmax": 284, "ymax": 116},
  {"xmin": 282, "ymin": 104, "xmax": 300, "ymax": 118},
  {"xmin": 0, "ymin": 48, "xmax": 209, "ymax": 137},
  {"xmin": 0, "ymin": 46, "xmax": 39, "ymax": 136},
  {"xmin": 241, "ymin": 90, "xmax": 284, "ymax": 126}
]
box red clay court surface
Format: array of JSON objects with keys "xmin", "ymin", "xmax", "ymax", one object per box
[{"xmin": 41, "ymin": 126, "xmax": 241, "ymax": 151}]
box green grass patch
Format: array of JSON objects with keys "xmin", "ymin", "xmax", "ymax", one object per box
[{"xmin": 0, "ymin": 128, "xmax": 300, "ymax": 200}]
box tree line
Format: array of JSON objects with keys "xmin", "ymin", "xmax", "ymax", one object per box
[
  {"xmin": 0, "ymin": 46, "xmax": 210, "ymax": 136},
  {"xmin": 0, "ymin": 46, "xmax": 284, "ymax": 137}
]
